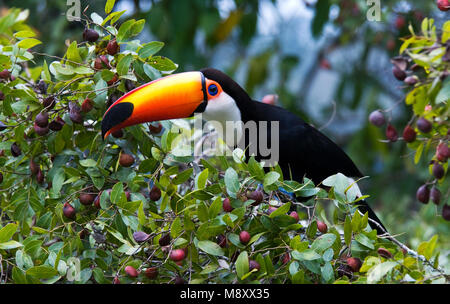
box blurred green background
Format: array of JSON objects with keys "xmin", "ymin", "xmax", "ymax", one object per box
[{"xmin": 1, "ymin": 0, "xmax": 448, "ymax": 266}]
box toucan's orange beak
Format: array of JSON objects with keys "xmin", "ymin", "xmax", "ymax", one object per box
[{"xmin": 101, "ymin": 71, "xmax": 208, "ymax": 139}]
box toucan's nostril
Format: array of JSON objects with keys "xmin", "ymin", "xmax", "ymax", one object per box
[{"xmin": 101, "ymin": 102, "xmax": 134, "ymax": 139}]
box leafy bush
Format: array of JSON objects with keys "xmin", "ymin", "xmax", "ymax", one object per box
[
  {"xmin": 0, "ymin": 4, "xmax": 447, "ymax": 284},
  {"xmin": 369, "ymin": 18, "xmax": 449, "ymax": 218}
]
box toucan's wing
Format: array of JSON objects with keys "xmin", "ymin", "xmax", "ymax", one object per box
[{"xmin": 245, "ymin": 101, "xmax": 363, "ymax": 184}]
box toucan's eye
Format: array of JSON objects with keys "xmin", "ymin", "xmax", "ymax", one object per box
[{"xmin": 208, "ymin": 84, "xmax": 218, "ymax": 96}]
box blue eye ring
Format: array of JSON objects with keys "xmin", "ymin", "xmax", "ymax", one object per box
[{"xmin": 208, "ymin": 84, "xmax": 218, "ymax": 96}]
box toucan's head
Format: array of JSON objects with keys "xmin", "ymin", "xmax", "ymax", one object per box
[{"xmin": 101, "ymin": 68, "xmax": 249, "ymax": 139}]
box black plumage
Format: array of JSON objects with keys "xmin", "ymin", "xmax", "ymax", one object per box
[{"xmin": 201, "ymin": 68, "xmax": 387, "ymax": 234}]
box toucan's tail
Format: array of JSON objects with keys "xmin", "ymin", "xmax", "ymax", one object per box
[{"xmin": 356, "ymin": 199, "xmax": 388, "ymax": 235}]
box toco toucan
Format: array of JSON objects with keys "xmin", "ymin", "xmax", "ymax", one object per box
[{"xmin": 101, "ymin": 68, "xmax": 387, "ymax": 234}]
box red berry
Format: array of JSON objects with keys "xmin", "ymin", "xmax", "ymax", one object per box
[
  {"xmin": 174, "ymin": 276, "xmax": 186, "ymax": 284},
  {"xmin": 119, "ymin": 153, "xmax": 134, "ymax": 167},
  {"xmin": 149, "ymin": 123, "xmax": 162, "ymax": 134},
  {"xmin": 145, "ymin": 267, "xmax": 158, "ymax": 279},
  {"xmin": 392, "ymin": 66, "xmax": 406, "ymax": 81},
  {"xmin": 443, "ymin": 205, "xmax": 450, "ymax": 221},
  {"xmin": 368, "ymin": 110, "xmax": 385, "ymax": 127},
  {"xmin": 289, "ymin": 211, "xmax": 299, "ymax": 221},
  {"xmin": 249, "ymin": 260, "xmax": 260, "ymax": 272},
  {"xmin": 133, "ymin": 231, "xmax": 150, "ymax": 243},
  {"xmin": 10, "ymin": 142, "xmax": 21, "ymax": 157},
  {"xmin": 402, "ymin": 125, "xmax": 416, "ymax": 143},
  {"xmin": 248, "ymin": 190, "xmax": 263, "ymax": 205},
  {"xmin": 33, "ymin": 122, "xmax": 49, "ymax": 136},
  {"xmin": 346, "ymin": 257, "xmax": 362, "ymax": 272},
  {"xmin": 0, "ymin": 69, "xmax": 11, "ymax": 79},
  {"xmin": 267, "ymin": 206, "xmax": 278, "ymax": 214},
  {"xmin": 432, "ymin": 162, "xmax": 445, "ymax": 179},
  {"xmin": 83, "ymin": 28, "xmax": 99, "ymax": 42},
  {"xmin": 158, "ymin": 233, "xmax": 171, "ymax": 246},
  {"xmin": 223, "ymin": 197, "xmax": 233, "ymax": 212},
  {"xmin": 395, "ymin": 16, "xmax": 405, "ymax": 29},
  {"xmin": 49, "ymin": 117, "xmax": 65, "ymax": 131},
  {"xmin": 107, "ymin": 74, "xmax": 119, "ymax": 86},
  {"xmin": 416, "ymin": 184, "xmax": 430, "ymax": 204},
  {"xmin": 79, "ymin": 193, "xmax": 95, "ymax": 205},
  {"xmin": 63, "ymin": 203, "xmax": 76, "ymax": 220},
  {"xmin": 436, "ymin": 142, "xmax": 450, "ymax": 162},
  {"xmin": 217, "ymin": 234, "xmax": 228, "ymax": 248},
  {"xmin": 317, "ymin": 221, "xmax": 328, "ymax": 233},
  {"xmin": 386, "ymin": 124, "xmax": 398, "ymax": 142},
  {"xmin": 81, "ymin": 98, "xmax": 94, "ymax": 113},
  {"xmin": 35, "ymin": 112, "xmax": 49, "ymax": 127},
  {"xmin": 36, "ymin": 169, "xmax": 45, "ymax": 184},
  {"xmin": 113, "ymin": 276, "xmax": 120, "ymax": 284},
  {"xmin": 150, "ymin": 185, "xmax": 161, "ymax": 201},
  {"xmin": 106, "ymin": 39, "xmax": 119, "ymax": 55},
  {"xmin": 239, "ymin": 231, "xmax": 251, "ymax": 244},
  {"xmin": 430, "ymin": 186, "xmax": 441, "ymax": 205},
  {"xmin": 30, "ymin": 159, "xmax": 39, "ymax": 176},
  {"xmin": 437, "ymin": 0, "xmax": 450, "ymax": 11},
  {"xmin": 94, "ymin": 55, "xmax": 110, "ymax": 70},
  {"xmin": 43, "ymin": 96, "xmax": 56, "ymax": 109},
  {"xmin": 417, "ymin": 117, "xmax": 432, "ymax": 133},
  {"xmin": 169, "ymin": 249, "xmax": 186, "ymax": 262},
  {"xmin": 281, "ymin": 252, "xmax": 291, "ymax": 264},
  {"xmin": 377, "ymin": 248, "xmax": 392, "ymax": 259},
  {"xmin": 94, "ymin": 192, "xmax": 102, "ymax": 209},
  {"xmin": 124, "ymin": 265, "xmax": 139, "ymax": 278},
  {"xmin": 404, "ymin": 76, "xmax": 418, "ymax": 86}
]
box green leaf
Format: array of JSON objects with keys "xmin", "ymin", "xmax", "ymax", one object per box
[
  {"xmin": 291, "ymin": 249, "xmax": 321, "ymax": 261},
  {"xmin": 414, "ymin": 142, "xmax": 424, "ymax": 164},
  {"xmin": 355, "ymin": 233, "xmax": 374, "ymax": 250},
  {"xmin": 17, "ymin": 38, "xmax": 41, "ymax": 49},
  {"xmin": 110, "ymin": 182, "xmax": 124, "ymax": 204},
  {"xmin": 321, "ymin": 262, "xmax": 334, "ymax": 283},
  {"xmin": 79, "ymin": 159, "xmax": 97, "ymax": 167},
  {"xmin": 148, "ymin": 56, "xmax": 177, "ymax": 71},
  {"xmin": 197, "ymin": 240, "xmax": 225, "ymax": 256},
  {"xmin": 138, "ymin": 41, "xmax": 164, "ymax": 58},
  {"xmin": 235, "ymin": 251, "xmax": 249, "ymax": 279},
  {"xmin": 311, "ymin": 0, "xmax": 330, "ymax": 37},
  {"xmin": 172, "ymin": 168, "xmax": 193, "ymax": 185},
  {"xmin": 52, "ymin": 168, "xmax": 65, "ymax": 194},
  {"xmin": 117, "ymin": 54, "xmax": 133, "ymax": 76},
  {"xmin": 129, "ymin": 19, "xmax": 145, "ymax": 37},
  {"xmin": 435, "ymin": 78, "xmax": 450, "ymax": 104},
  {"xmin": 0, "ymin": 223, "xmax": 18, "ymax": 243},
  {"xmin": 248, "ymin": 156, "xmax": 265, "ymax": 181},
  {"xmin": 0, "ymin": 240, "xmax": 23, "ymax": 250},
  {"xmin": 367, "ymin": 261, "xmax": 398, "ymax": 283},
  {"xmin": 344, "ymin": 216, "xmax": 352, "ymax": 246},
  {"xmin": 105, "ymin": 0, "xmax": 116, "ymax": 14},
  {"xmin": 170, "ymin": 217, "xmax": 182, "ymax": 239},
  {"xmin": 224, "ymin": 167, "xmax": 240, "ymax": 197},
  {"xmin": 26, "ymin": 265, "xmax": 58, "ymax": 279},
  {"xmin": 263, "ymin": 171, "xmax": 280, "ymax": 187},
  {"xmin": 311, "ymin": 233, "xmax": 336, "ymax": 253},
  {"xmin": 269, "ymin": 202, "xmax": 291, "ymax": 218},
  {"xmin": 195, "ymin": 168, "xmax": 209, "ymax": 190},
  {"xmin": 117, "ymin": 19, "xmax": 135, "ymax": 42}
]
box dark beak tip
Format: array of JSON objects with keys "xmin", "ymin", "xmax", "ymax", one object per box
[{"xmin": 101, "ymin": 102, "xmax": 134, "ymax": 140}]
